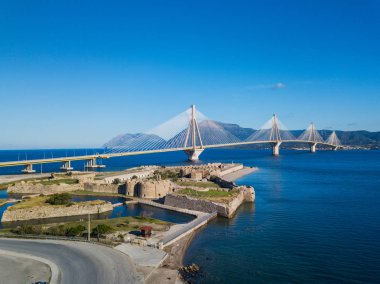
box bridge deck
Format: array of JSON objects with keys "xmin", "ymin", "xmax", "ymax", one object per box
[{"xmin": 0, "ymin": 140, "xmax": 341, "ymax": 168}]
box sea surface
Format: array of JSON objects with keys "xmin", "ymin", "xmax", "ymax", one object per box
[{"xmin": 1, "ymin": 148, "xmax": 380, "ymax": 283}]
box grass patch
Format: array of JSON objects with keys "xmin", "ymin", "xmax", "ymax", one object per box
[
  {"xmin": 177, "ymin": 188, "xmax": 238, "ymax": 203},
  {"xmin": 2, "ymin": 216, "xmax": 171, "ymax": 237},
  {"xmin": 9, "ymin": 196, "xmax": 106, "ymax": 211},
  {"xmin": 176, "ymin": 180, "xmax": 220, "ymax": 189},
  {"xmin": 178, "ymin": 188, "xmax": 235, "ymax": 197},
  {"xmin": 32, "ymin": 178, "xmax": 79, "ymax": 186}
]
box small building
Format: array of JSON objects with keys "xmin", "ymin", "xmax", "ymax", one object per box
[{"xmin": 140, "ymin": 226, "xmax": 152, "ymax": 237}]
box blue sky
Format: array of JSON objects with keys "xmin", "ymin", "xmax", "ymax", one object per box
[{"xmin": 0, "ymin": 1, "xmax": 379, "ymax": 148}]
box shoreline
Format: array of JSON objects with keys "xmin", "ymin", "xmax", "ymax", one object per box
[
  {"xmin": 158, "ymin": 167, "xmax": 257, "ymax": 282},
  {"xmin": 221, "ymin": 166, "xmax": 258, "ymax": 182}
]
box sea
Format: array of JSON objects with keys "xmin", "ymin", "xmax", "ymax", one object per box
[{"xmin": 1, "ymin": 148, "xmax": 379, "ymax": 283}]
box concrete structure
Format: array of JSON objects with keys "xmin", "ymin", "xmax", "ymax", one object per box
[
  {"xmin": 60, "ymin": 161, "xmax": 73, "ymax": 171},
  {"xmin": 272, "ymin": 142, "xmax": 282, "ymax": 156},
  {"xmin": 185, "ymin": 149, "xmax": 203, "ymax": 162},
  {"xmin": 85, "ymin": 158, "xmax": 106, "ymax": 169},
  {"xmin": 310, "ymin": 142, "xmax": 317, "ymax": 153},
  {"xmin": 21, "ymin": 164, "xmax": 35, "ymax": 174}
]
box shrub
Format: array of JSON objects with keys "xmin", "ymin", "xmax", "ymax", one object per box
[
  {"xmin": 46, "ymin": 225, "xmax": 66, "ymax": 236},
  {"xmin": 66, "ymin": 225, "xmax": 86, "ymax": 236},
  {"xmin": 92, "ymin": 224, "xmax": 113, "ymax": 236},
  {"xmin": 46, "ymin": 193, "xmax": 72, "ymax": 205},
  {"xmin": 11, "ymin": 224, "xmax": 44, "ymax": 235},
  {"xmin": 161, "ymin": 170, "xmax": 179, "ymax": 181}
]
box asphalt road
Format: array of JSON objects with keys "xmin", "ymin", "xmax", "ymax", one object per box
[{"xmin": 0, "ymin": 238, "xmax": 144, "ymax": 284}]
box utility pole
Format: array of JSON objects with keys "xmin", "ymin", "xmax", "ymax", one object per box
[{"xmin": 87, "ymin": 213, "xmax": 91, "ymax": 241}]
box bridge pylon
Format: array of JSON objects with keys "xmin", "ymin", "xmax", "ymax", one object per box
[
  {"xmin": 326, "ymin": 131, "xmax": 341, "ymax": 150},
  {"xmin": 184, "ymin": 105, "xmax": 204, "ymax": 161},
  {"xmin": 270, "ymin": 114, "xmax": 282, "ymax": 156}
]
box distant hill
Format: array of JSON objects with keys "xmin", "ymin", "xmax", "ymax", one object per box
[{"xmin": 104, "ymin": 122, "xmax": 380, "ymax": 149}]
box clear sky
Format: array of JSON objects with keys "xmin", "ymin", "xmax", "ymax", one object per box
[{"xmin": 1, "ymin": 0, "xmax": 379, "ymax": 148}]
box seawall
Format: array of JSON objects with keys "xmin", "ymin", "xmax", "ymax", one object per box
[
  {"xmin": 1, "ymin": 202, "xmax": 113, "ymax": 222},
  {"xmin": 164, "ymin": 186, "xmax": 255, "ymax": 218}
]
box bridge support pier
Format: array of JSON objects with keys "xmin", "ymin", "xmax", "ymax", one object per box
[
  {"xmin": 310, "ymin": 143, "xmax": 317, "ymax": 153},
  {"xmin": 21, "ymin": 164, "xmax": 36, "ymax": 174},
  {"xmin": 271, "ymin": 142, "xmax": 282, "ymax": 156},
  {"xmin": 85, "ymin": 158, "xmax": 106, "ymax": 170},
  {"xmin": 333, "ymin": 146, "xmax": 338, "ymax": 151},
  {"xmin": 60, "ymin": 161, "xmax": 73, "ymax": 172},
  {"xmin": 185, "ymin": 149, "xmax": 204, "ymax": 162}
]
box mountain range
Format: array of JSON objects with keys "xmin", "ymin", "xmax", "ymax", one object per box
[{"xmin": 104, "ymin": 122, "xmax": 380, "ymax": 149}]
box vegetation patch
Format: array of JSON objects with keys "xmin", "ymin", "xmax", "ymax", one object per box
[
  {"xmin": 4, "ymin": 216, "xmax": 171, "ymax": 238},
  {"xmin": 46, "ymin": 193, "xmax": 72, "ymax": 205},
  {"xmin": 32, "ymin": 178, "xmax": 79, "ymax": 186},
  {"xmin": 9, "ymin": 195, "xmax": 106, "ymax": 211},
  {"xmin": 177, "ymin": 188, "xmax": 238, "ymax": 203},
  {"xmin": 156, "ymin": 170, "xmax": 180, "ymax": 181},
  {"xmin": 176, "ymin": 181, "xmax": 220, "ymax": 189}
]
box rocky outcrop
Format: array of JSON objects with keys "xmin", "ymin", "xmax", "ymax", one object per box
[
  {"xmin": 210, "ymin": 176, "xmax": 236, "ymax": 189},
  {"xmin": 1, "ymin": 201, "xmax": 113, "ymax": 222},
  {"xmin": 164, "ymin": 186, "xmax": 255, "ymax": 218},
  {"xmin": 7, "ymin": 183, "xmax": 83, "ymax": 195}
]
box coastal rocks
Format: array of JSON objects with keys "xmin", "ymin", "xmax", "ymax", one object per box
[
  {"xmin": 7, "ymin": 183, "xmax": 83, "ymax": 195},
  {"xmin": 210, "ymin": 176, "xmax": 236, "ymax": 189},
  {"xmin": 1, "ymin": 201, "xmax": 113, "ymax": 222},
  {"xmin": 164, "ymin": 186, "xmax": 255, "ymax": 218},
  {"xmin": 179, "ymin": 263, "xmax": 202, "ymax": 283},
  {"xmin": 180, "ymin": 263, "xmax": 199, "ymax": 274}
]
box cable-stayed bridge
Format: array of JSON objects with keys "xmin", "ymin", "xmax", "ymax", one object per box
[{"xmin": 0, "ymin": 105, "xmax": 343, "ymax": 173}]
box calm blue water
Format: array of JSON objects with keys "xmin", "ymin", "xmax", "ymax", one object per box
[
  {"xmin": 1, "ymin": 148, "xmax": 379, "ymax": 283},
  {"xmin": 183, "ymin": 150, "xmax": 380, "ymax": 283},
  {"xmin": 110, "ymin": 203, "xmax": 194, "ymax": 223}
]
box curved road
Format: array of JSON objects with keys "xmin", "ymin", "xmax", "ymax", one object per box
[{"xmin": 0, "ymin": 238, "xmax": 144, "ymax": 284}]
